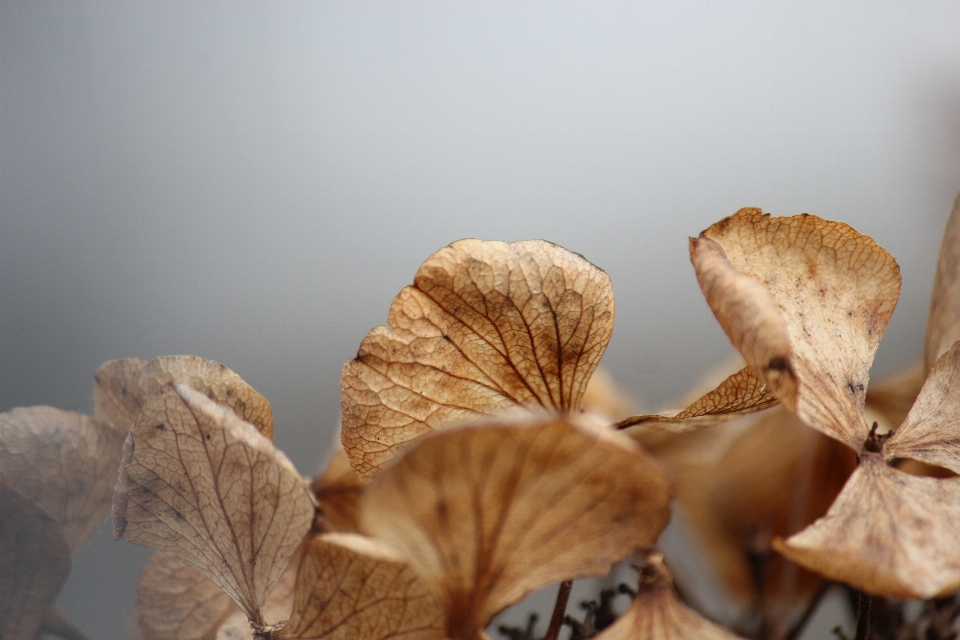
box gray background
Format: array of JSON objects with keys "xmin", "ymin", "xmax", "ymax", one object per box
[{"xmin": 2, "ymin": 2, "xmax": 960, "ymax": 638}]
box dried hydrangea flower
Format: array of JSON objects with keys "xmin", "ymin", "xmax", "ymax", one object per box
[{"xmin": 690, "ymin": 207, "xmax": 960, "ymax": 598}]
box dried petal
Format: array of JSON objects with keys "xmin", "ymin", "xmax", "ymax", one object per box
[
  {"xmin": 926, "ymin": 192, "xmax": 960, "ymax": 371},
  {"xmin": 691, "ymin": 209, "xmax": 901, "ymax": 450},
  {"xmin": 113, "ymin": 383, "xmax": 314, "ymax": 625},
  {"xmin": 884, "ymin": 342, "xmax": 960, "ymax": 474},
  {"xmin": 774, "ymin": 453, "xmax": 960, "ymax": 599},
  {"xmin": 136, "ymin": 551, "xmax": 238, "ymax": 640},
  {"xmin": 280, "ymin": 533, "xmax": 444, "ymax": 640},
  {"xmin": 360, "ymin": 417, "xmax": 670, "ymax": 638},
  {"xmin": 0, "ymin": 406, "xmax": 125, "ymax": 551},
  {"xmin": 311, "ymin": 449, "xmax": 365, "ymax": 534},
  {"xmin": 95, "ymin": 356, "xmax": 273, "ymax": 439},
  {"xmin": 136, "ymin": 550, "xmax": 298, "ymax": 640},
  {"xmin": 341, "ymin": 239, "xmax": 615, "ymax": 480},
  {"xmin": 0, "ymin": 481, "xmax": 72, "ymax": 640},
  {"xmin": 615, "ymin": 367, "xmax": 777, "ymax": 431},
  {"xmin": 594, "ymin": 555, "xmax": 744, "ymax": 640}
]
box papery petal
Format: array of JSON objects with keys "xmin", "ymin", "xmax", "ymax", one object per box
[
  {"xmin": 884, "ymin": 342, "xmax": 960, "ymax": 474},
  {"xmin": 279, "ymin": 533, "xmax": 444, "ymax": 640},
  {"xmin": 113, "ymin": 383, "xmax": 314, "ymax": 624},
  {"xmin": 341, "ymin": 239, "xmax": 615, "ymax": 480},
  {"xmin": 360, "ymin": 417, "xmax": 670, "ymax": 638},
  {"xmin": 774, "ymin": 454, "xmax": 960, "ymax": 599},
  {"xmin": 691, "ymin": 209, "xmax": 901, "ymax": 450}
]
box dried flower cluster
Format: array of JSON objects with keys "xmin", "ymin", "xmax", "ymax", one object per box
[{"xmin": 4, "ymin": 198, "xmax": 960, "ymax": 640}]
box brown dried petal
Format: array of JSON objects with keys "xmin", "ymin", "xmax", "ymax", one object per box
[
  {"xmin": 884, "ymin": 342, "xmax": 960, "ymax": 473},
  {"xmin": 0, "ymin": 481, "xmax": 72, "ymax": 640},
  {"xmin": 113, "ymin": 383, "xmax": 314, "ymax": 624},
  {"xmin": 691, "ymin": 209, "xmax": 901, "ymax": 450},
  {"xmin": 341, "ymin": 239, "xmax": 615, "ymax": 480},
  {"xmin": 280, "ymin": 533, "xmax": 445, "ymax": 640},
  {"xmin": 594, "ymin": 555, "xmax": 744, "ymax": 640},
  {"xmin": 95, "ymin": 356, "xmax": 273, "ymax": 439},
  {"xmin": 926, "ymin": 192, "xmax": 960, "ymax": 371},
  {"xmin": 774, "ymin": 453, "xmax": 960, "ymax": 599},
  {"xmin": 0, "ymin": 406, "xmax": 125, "ymax": 552},
  {"xmin": 359, "ymin": 417, "xmax": 670, "ymax": 638},
  {"xmin": 615, "ymin": 367, "xmax": 777, "ymax": 431},
  {"xmin": 311, "ymin": 449, "xmax": 365, "ymax": 534}
]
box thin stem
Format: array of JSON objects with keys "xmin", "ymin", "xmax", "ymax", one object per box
[
  {"xmin": 783, "ymin": 581, "xmax": 831, "ymax": 640},
  {"xmin": 544, "ymin": 580, "xmax": 573, "ymax": 640},
  {"xmin": 854, "ymin": 592, "xmax": 873, "ymax": 640}
]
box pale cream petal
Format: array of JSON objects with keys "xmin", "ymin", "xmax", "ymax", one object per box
[
  {"xmin": 341, "ymin": 239, "xmax": 615, "ymax": 480},
  {"xmin": 136, "ymin": 551, "xmax": 238, "ymax": 640},
  {"xmin": 0, "ymin": 405, "xmax": 125, "ymax": 552},
  {"xmin": 113, "ymin": 383, "xmax": 314, "ymax": 626},
  {"xmin": 136, "ymin": 550, "xmax": 298, "ymax": 640},
  {"xmin": 0, "ymin": 481, "xmax": 72, "ymax": 640},
  {"xmin": 95, "ymin": 356, "xmax": 273, "ymax": 439}
]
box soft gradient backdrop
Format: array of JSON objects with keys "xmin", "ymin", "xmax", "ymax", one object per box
[{"xmin": 3, "ymin": 2, "xmax": 960, "ymax": 638}]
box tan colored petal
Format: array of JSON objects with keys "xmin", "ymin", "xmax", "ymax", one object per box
[
  {"xmin": 95, "ymin": 356, "xmax": 273, "ymax": 439},
  {"xmin": 279, "ymin": 533, "xmax": 444, "ymax": 640},
  {"xmin": 137, "ymin": 550, "xmax": 298, "ymax": 640},
  {"xmin": 774, "ymin": 453, "xmax": 960, "ymax": 599},
  {"xmin": 594, "ymin": 555, "xmax": 744, "ymax": 640},
  {"xmin": 864, "ymin": 360, "xmax": 925, "ymax": 432},
  {"xmin": 311, "ymin": 449, "xmax": 365, "ymax": 534},
  {"xmin": 926, "ymin": 192, "xmax": 960, "ymax": 371},
  {"xmin": 615, "ymin": 367, "xmax": 777, "ymax": 431},
  {"xmin": 691, "ymin": 209, "xmax": 901, "ymax": 450},
  {"xmin": 359, "ymin": 417, "xmax": 670, "ymax": 639},
  {"xmin": 0, "ymin": 481, "xmax": 72, "ymax": 640},
  {"xmin": 884, "ymin": 342, "xmax": 960, "ymax": 473},
  {"xmin": 113, "ymin": 383, "xmax": 314, "ymax": 626},
  {"xmin": 136, "ymin": 551, "xmax": 238, "ymax": 640},
  {"xmin": 0, "ymin": 406, "xmax": 125, "ymax": 552},
  {"xmin": 341, "ymin": 239, "xmax": 615, "ymax": 480}
]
